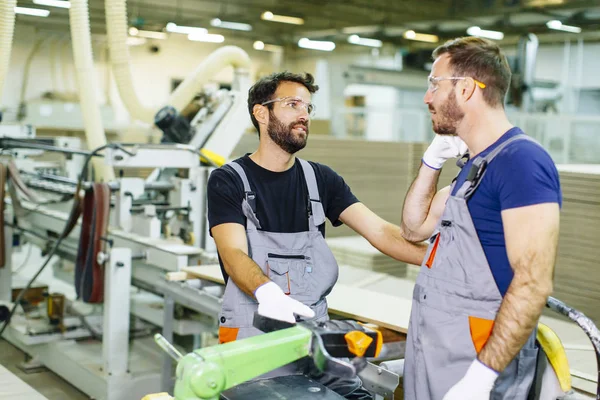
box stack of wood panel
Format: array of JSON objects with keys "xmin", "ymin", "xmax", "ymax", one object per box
[
  {"xmin": 326, "ymin": 236, "xmax": 408, "ymax": 277},
  {"xmin": 552, "ymin": 165, "xmax": 600, "ymax": 324}
]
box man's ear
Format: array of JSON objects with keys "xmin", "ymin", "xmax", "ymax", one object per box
[
  {"xmin": 253, "ymin": 104, "xmax": 268, "ymax": 126},
  {"xmin": 460, "ymin": 78, "xmax": 477, "ymax": 102}
]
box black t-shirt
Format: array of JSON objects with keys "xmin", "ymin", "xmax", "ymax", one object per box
[{"xmin": 207, "ymin": 154, "xmax": 359, "ymax": 282}]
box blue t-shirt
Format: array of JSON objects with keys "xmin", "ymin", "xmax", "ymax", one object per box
[{"xmin": 451, "ymin": 127, "xmax": 562, "ymax": 296}]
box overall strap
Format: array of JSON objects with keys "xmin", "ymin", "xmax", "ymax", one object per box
[
  {"xmin": 225, "ymin": 161, "xmax": 262, "ymax": 230},
  {"xmin": 298, "ymin": 159, "xmax": 326, "ymax": 230},
  {"xmin": 455, "ymin": 135, "xmax": 540, "ymax": 200}
]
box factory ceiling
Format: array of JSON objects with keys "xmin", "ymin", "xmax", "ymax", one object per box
[{"xmin": 13, "ymin": 0, "xmax": 600, "ymax": 48}]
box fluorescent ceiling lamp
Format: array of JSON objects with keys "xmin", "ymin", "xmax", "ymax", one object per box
[
  {"xmin": 14, "ymin": 6, "xmax": 50, "ymax": 17},
  {"xmin": 342, "ymin": 25, "xmax": 379, "ymax": 35},
  {"xmin": 403, "ymin": 30, "xmax": 439, "ymax": 43},
  {"xmin": 527, "ymin": 0, "xmax": 564, "ymax": 6},
  {"xmin": 32, "ymin": 0, "xmax": 70, "ymax": 8},
  {"xmin": 466, "ymin": 26, "xmax": 504, "ymax": 40},
  {"xmin": 253, "ymin": 41, "xmax": 283, "ymax": 52},
  {"xmin": 166, "ymin": 22, "xmax": 207, "ymax": 35},
  {"xmin": 128, "ymin": 27, "xmax": 167, "ymax": 40},
  {"xmin": 188, "ymin": 33, "xmax": 225, "ymax": 43},
  {"xmin": 210, "ymin": 18, "xmax": 252, "ymax": 31},
  {"xmin": 261, "ymin": 11, "xmax": 304, "ymax": 25},
  {"xmin": 298, "ymin": 37, "xmax": 335, "ymax": 51},
  {"xmin": 546, "ymin": 20, "xmax": 581, "ymax": 33},
  {"xmin": 348, "ymin": 34, "xmax": 382, "ymax": 48}
]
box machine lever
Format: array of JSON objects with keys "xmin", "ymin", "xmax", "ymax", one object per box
[{"xmin": 154, "ymin": 333, "xmax": 183, "ymax": 362}]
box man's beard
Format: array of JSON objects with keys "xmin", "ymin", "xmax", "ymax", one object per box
[
  {"xmin": 430, "ymin": 91, "xmax": 464, "ymax": 136},
  {"xmin": 267, "ymin": 112, "xmax": 309, "ymax": 154}
]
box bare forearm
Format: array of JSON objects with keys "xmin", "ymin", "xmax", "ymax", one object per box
[
  {"xmin": 371, "ymin": 222, "xmax": 428, "ymax": 265},
  {"xmin": 401, "ymin": 165, "xmax": 441, "ymax": 241},
  {"xmin": 221, "ymin": 248, "xmax": 270, "ymax": 297},
  {"xmin": 478, "ymin": 272, "xmax": 552, "ymax": 371}
]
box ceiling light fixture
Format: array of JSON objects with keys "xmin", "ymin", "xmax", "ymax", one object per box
[
  {"xmin": 253, "ymin": 41, "xmax": 283, "ymax": 52},
  {"xmin": 403, "ymin": 30, "xmax": 439, "ymax": 43},
  {"xmin": 166, "ymin": 22, "xmax": 207, "ymax": 35},
  {"xmin": 348, "ymin": 34, "xmax": 382, "ymax": 48},
  {"xmin": 261, "ymin": 11, "xmax": 304, "ymax": 25},
  {"xmin": 466, "ymin": 26, "xmax": 504, "ymax": 40},
  {"xmin": 546, "ymin": 20, "xmax": 581, "ymax": 33},
  {"xmin": 129, "ymin": 27, "xmax": 167, "ymax": 40},
  {"xmin": 342, "ymin": 26, "xmax": 379, "ymax": 35},
  {"xmin": 210, "ymin": 18, "xmax": 252, "ymax": 31},
  {"xmin": 32, "ymin": 0, "xmax": 70, "ymax": 9},
  {"xmin": 188, "ymin": 33, "xmax": 225, "ymax": 43},
  {"xmin": 527, "ymin": 0, "xmax": 564, "ymax": 6},
  {"xmin": 14, "ymin": 6, "xmax": 50, "ymax": 17},
  {"xmin": 298, "ymin": 38, "xmax": 335, "ymax": 51}
]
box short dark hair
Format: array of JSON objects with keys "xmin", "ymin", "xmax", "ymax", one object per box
[
  {"xmin": 247, "ymin": 71, "xmax": 319, "ymax": 135},
  {"xmin": 432, "ymin": 37, "xmax": 511, "ymax": 108}
]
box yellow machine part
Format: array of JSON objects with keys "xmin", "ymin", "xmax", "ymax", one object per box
[
  {"xmin": 344, "ymin": 331, "xmax": 374, "ymax": 358},
  {"xmin": 200, "ymin": 148, "xmax": 226, "ymax": 167},
  {"xmin": 184, "ymin": 231, "xmax": 196, "ymax": 246},
  {"xmin": 141, "ymin": 393, "xmax": 173, "ymax": 400},
  {"xmin": 357, "ymin": 323, "xmax": 383, "ymax": 358},
  {"xmin": 536, "ymin": 322, "xmax": 572, "ymax": 392}
]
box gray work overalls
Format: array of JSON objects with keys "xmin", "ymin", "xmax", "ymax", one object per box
[
  {"xmin": 218, "ymin": 158, "xmax": 339, "ymax": 376},
  {"xmin": 404, "ymin": 135, "xmax": 540, "ymax": 400}
]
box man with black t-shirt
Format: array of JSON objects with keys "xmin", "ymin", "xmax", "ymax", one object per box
[{"xmin": 207, "ymin": 71, "xmax": 427, "ymax": 399}]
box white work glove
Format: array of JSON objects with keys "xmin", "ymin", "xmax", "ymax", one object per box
[
  {"xmin": 443, "ymin": 359, "xmax": 498, "ymax": 400},
  {"xmin": 254, "ymin": 282, "xmax": 315, "ymax": 324},
  {"xmin": 422, "ymin": 135, "xmax": 468, "ymax": 170}
]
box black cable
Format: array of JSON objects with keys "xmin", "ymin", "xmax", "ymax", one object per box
[
  {"xmin": 77, "ymin": 315, "xmax": 102, "ymax": 341},
  {"xmin": 0, "ymin": 143, "xmax": 120, "ymax": 337}
]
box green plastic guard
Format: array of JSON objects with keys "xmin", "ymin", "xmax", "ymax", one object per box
[{"xmin": 174, "ymin": 325, "xmax": 313, "ymax": 400}]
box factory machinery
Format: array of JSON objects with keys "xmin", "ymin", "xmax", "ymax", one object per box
[
  {"xmin": 0, "ymin": 2, "xmax": 598, "ymax": 398},
  {"xmin": 0, "ymin": 67, "xmax": 410, "ymax": 399},
  {"xmin": 0, "ymin": 52, "xmax": 409, "ymax": 398},
  {"xmin": 0, "ymin": 60, "xmax": 261, "ymax": 399},
  {"xmin": 2, "ymin": 106, "xmax": 599, "ymax": 400}
]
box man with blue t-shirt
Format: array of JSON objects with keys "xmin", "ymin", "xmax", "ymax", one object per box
[{"xmin": 400, "ymin": 37, "xmax": 561, "ymax": 400}]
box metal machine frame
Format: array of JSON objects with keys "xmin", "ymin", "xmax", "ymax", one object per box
[{"xmin": 0, "ymin": 141, "xmax": 219, "ymax": 400}]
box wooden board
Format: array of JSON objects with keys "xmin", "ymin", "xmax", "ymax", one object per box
[
  {"xmin": 0, "ymin": 364, "xmax": 48, "ymax": 400},
  {"xmin": 184, "ymin": 264, "xmax": 224, "ymax": 285},
  {"xmin": 182, "ymin": 265, "xmax": 412, "ymax": 333},
  {"xmin": 327, "ymin": 236, "xmax": 408, "ymax": 277},
  {"xmin": 552, "ymin": 167, "xmax": 600, "ymax": 325}
]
